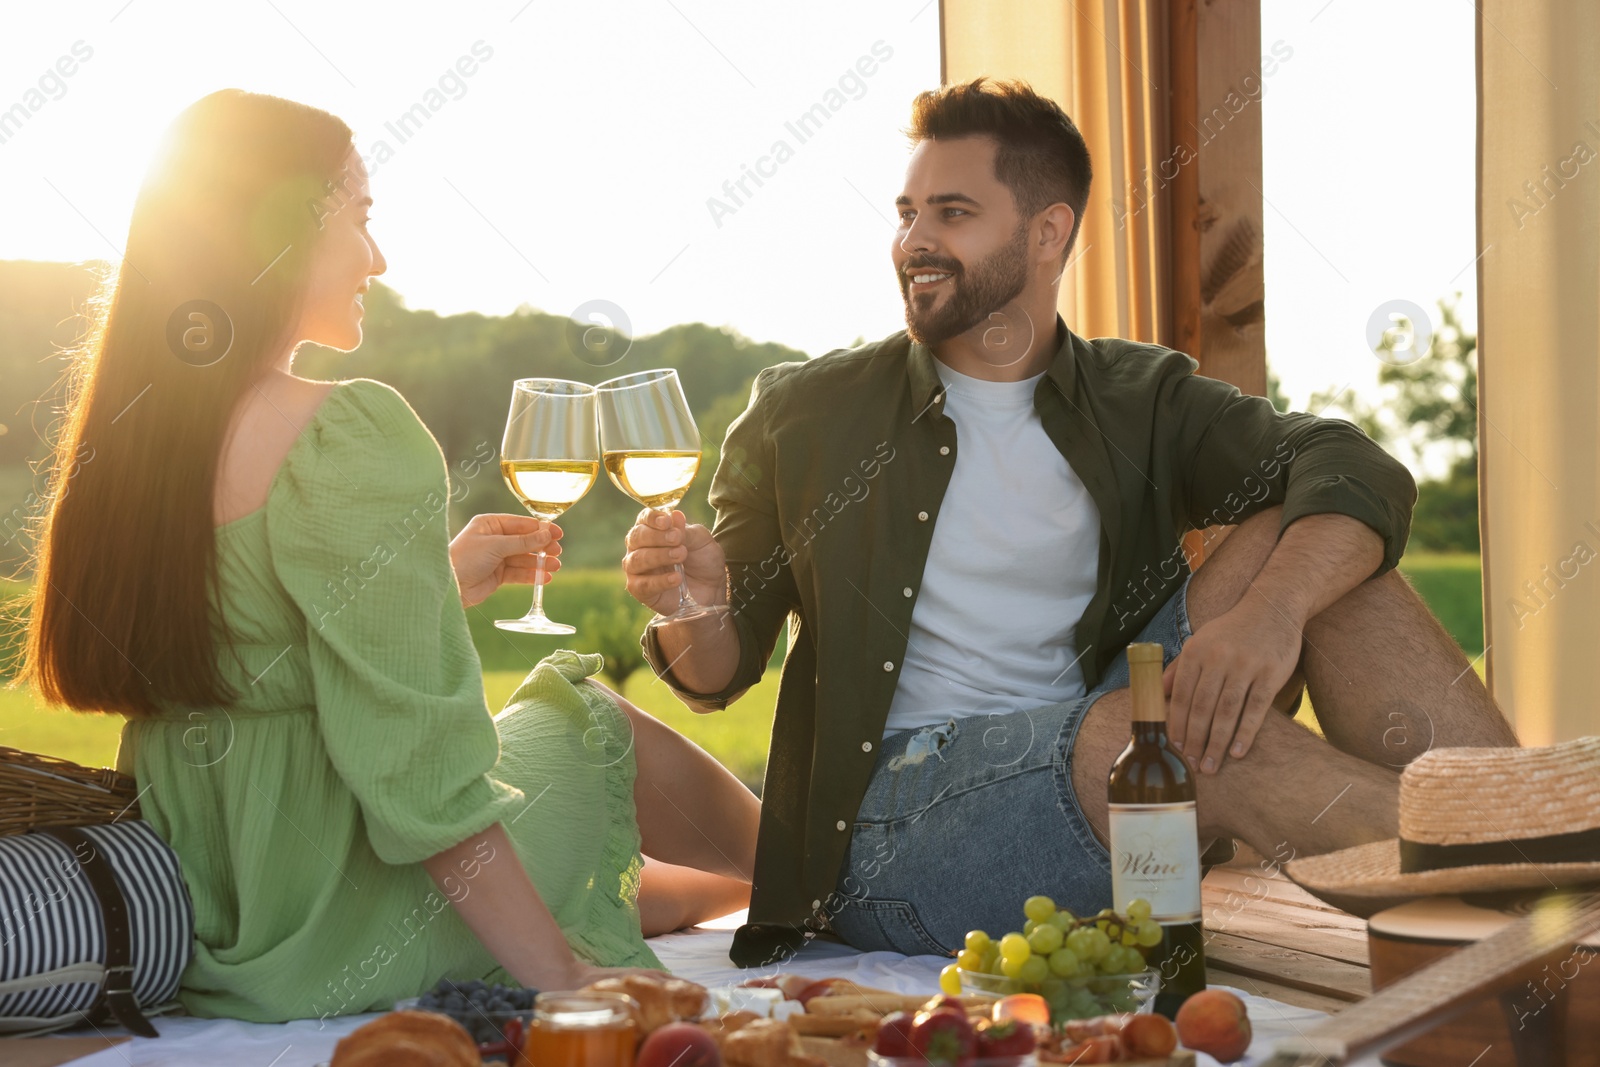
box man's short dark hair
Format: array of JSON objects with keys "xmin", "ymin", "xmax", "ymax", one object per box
[{"xmin": 906, "ymin": 77, "xmax": 1093, "ymax": 257}]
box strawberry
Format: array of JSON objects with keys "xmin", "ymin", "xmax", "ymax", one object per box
[
  {"xmin": 873, "ymin": 1012, "xmax": 916, "ymax": 1057},
  {"xmin": 975, "ymin": 1019, "xmax": 1037, "ymax": 1059},
  {"xmin": 910, "ymin": 1008, "xmax": 977, "ymax": 1067}
]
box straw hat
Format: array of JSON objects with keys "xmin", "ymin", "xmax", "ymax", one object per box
[{"xmin": 1286, "ymin": 736, "xmax": 1600, "ymax": 907}]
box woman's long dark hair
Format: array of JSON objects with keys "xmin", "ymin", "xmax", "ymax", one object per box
[{"xmin": 23, "ymin": 89, "xmax": 354, "ymax": 717}]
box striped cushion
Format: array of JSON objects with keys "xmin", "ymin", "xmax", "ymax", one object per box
[{"xmin": 0, "ymin": 821, "xmax": 192, "ymax": 1029}]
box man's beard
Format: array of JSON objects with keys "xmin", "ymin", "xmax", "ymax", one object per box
[{"xmin": 899, "ymin": 221, "xmax": 1030, "ymax": 348}]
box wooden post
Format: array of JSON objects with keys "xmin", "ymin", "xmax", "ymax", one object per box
[{"xmin": 1167, "ymin": 0, "xmax": 1267, "ymax": 566}]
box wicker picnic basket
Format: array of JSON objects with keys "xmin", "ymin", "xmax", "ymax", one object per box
[{"xmin": 0, "ymin": 745, "xmax": 142, "ymax": 837}]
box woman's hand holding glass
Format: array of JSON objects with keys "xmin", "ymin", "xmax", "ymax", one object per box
[
  {"xmin": 449, "ymin": 512, "xmax": 563, "ymax": 610},
  {"xmin": 495, "ymin": 379, "xmax": 599, "ymax": 634}
]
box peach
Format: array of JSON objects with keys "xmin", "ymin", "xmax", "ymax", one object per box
[
  {"xmin": 638, "ymin": 1023, "xmax": 722, "ymax": 1067},
  {"xmin": 1121, "ymin": 1013, "xmax": 1178, "ymax": 1057},
  {"xmin": 1175, "ymin": 989, "xmax": 1252, "ymax": 1063}
]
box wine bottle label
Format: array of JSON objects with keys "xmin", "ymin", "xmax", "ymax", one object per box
[{"xmin": 1107, "ymin": 801, "xmax": 1202, "ymax": 923}]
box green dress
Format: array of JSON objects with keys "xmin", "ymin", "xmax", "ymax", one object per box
[{"xmin": 114, "ymin": 379, "xmax": 663, "ymax": 1023}]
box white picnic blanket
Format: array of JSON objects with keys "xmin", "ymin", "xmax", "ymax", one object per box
[{"xmin": 39, "ymin": 912, "xmax": 1366, "ymax": 1067}]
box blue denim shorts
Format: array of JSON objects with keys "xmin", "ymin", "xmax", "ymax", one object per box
[{"xmin": 827, "ymin": 576, "xmax": 1195, "ymax": 957}]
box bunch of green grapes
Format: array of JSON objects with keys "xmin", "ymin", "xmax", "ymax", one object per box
[{"xmin": 953, "ymin": 896, "xmax": 1164, "ymax": 988}]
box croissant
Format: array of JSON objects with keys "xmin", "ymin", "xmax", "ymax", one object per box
[
  {"xmin": 700, "ymin": 1009, "xmax": 764, "ymax": 1043},
  {"xmin": 721, "ymin": 1018, "xmax": 828, "ymax": 1067},
  {"xmin": 328, "ymin": 1009, "xmax": 479, "ymax": 1067},
  {"xmin": 584, "ymin": 974, "xmax": 710, "ymax": 1033}
]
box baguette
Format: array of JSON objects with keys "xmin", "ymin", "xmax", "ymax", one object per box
[
  {"xmin": 787, "ymin": 1013, "xmax": 880, "ymax": 1036},
  {"xmin": 804, "ymin": 993, "xmax": 988, "ymax": 1017},
  {"xmin": 798, "ymin": 1033, "xmax": 873, "ymax": 1067}
]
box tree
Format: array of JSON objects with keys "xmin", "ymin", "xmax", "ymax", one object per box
[
  {"xmin": 1309, "ymin": 294, "xmax": 1479, "ymax": 551},
  {"xmin": 1265, "ymin": 368, "xmax": 1290, "ymax": 413},
  {"xmin": 578, "ymin": 596, "xmax": 655, "ymax": 689}
]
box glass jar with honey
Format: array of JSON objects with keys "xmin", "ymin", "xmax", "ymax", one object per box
[{"xmin": 520, "ymin": 990, "xmax": 640, "ymax": 1067}]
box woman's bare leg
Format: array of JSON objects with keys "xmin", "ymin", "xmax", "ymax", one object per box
[
  {"xmin": 638, "ymin": 858, "xmax": 752, "ymax": 936},
  {"xmin": 585, "ymin": 680, "xmax": 760, "ymax": 884}
]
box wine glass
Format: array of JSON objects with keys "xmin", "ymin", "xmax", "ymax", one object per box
[
  {"xmin": 596, "ymin": 368, "xmax": 726, "ymax": 623},
  {"xmin": 495, "ymin": 378, "xmax": 599, "ymax": 634}
]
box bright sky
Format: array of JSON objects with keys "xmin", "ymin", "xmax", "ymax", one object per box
[{"xmin": 1, "ymin": 1, "xmax": 1473, "ymax": 413}]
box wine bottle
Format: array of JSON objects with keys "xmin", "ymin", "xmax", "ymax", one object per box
[{"xmin": 1107, "ymin": 641, "xmax": 1206, "ymax": 1019}]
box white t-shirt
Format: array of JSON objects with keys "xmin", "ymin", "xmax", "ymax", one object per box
[{"xmin": 883, "ymin": 359, "xmax": 1102, "ymax": 736}]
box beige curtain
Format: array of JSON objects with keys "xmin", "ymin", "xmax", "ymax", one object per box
[
  {"xmin": 1478, "ymin": 1, "xmax": 1600, "ymax": 744},
  {"xmin": 941, "ymin": 0, "xmax": 1169, "ymax": 345}
]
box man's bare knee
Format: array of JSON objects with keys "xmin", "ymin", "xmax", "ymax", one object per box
[{"xmin": 1069, "ymin": 688, "xmax": 1131, "ymax": 849}]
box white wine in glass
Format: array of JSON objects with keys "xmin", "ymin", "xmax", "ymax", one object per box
[
  {"xmin": 596, "ymin": 369, "xmax": 725, "ymax": 623},
  {"xmin": 502, "ymin": 459, "xmax": 601, "ymax": 516},
  {"xmin": 601, "ymin": 450, "xmax": 700, "ymax": 510},
  {"xmin": 496, "ymin": 379, "xmax": 599, "ymax": 634}
]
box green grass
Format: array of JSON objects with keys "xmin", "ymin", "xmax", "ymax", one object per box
[
  {"xmin": 1398, "ymin": 552, "xmax": 1484, "ymax": 654},
  {"xmin": 0, "ymin": 465, "xmax": 42, "ymax": 574},
  {"xmin": 1, "ymin": 568, "xmax": 128, "ymax": 767},
  {"xmin": 0, "ymin": 553, "xmax": 1486, "ymax": 789},
  {"xmin": 0, "ymin": 666, "xmax": 779, "ymax": 791},
  {"xmin": 0, "ymin": 684, "xmax": 126, "ymax": 768}
]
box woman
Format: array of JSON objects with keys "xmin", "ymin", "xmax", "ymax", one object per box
[{"xmin": 20, "ymin": 89, "xmax": 758, "ymax": 1023}]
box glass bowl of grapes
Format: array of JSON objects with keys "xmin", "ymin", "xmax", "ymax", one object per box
[{"xmin": 946, "ymin": 896, "xmax": 1163, "ymax": 1021}]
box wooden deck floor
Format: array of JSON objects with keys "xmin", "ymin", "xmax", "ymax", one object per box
[{"xmin": 1201, "ymin": 844, "xmax": 1369, "ymax": 1014}]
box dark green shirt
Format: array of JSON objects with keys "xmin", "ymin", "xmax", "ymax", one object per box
[{"xmin": 641, "ymin": 317, "xmax": 1414, "ymax": 966}]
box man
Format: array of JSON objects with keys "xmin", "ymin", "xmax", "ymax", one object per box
[{"xmin": 623, "ymin": 78, "xmax": 1518, "ymax": 965}]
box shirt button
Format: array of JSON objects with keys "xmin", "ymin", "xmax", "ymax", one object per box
[
  {"xmin": 812, "ymin": 898, "xmax": 822, "ymax": 910},
  {"xmin": 836, "ymin": 820, "xmax": 847, "ymax": 831},
  {"xmin": 883, "ymin": 661, "xmax": 895, "ymax": 671},
  {"xmin": 862, "ymin": 741, "xmax": 873, "ymax": 752},
  {"xmin": 902, "ymin": 587, "xmax": 913, "ymax": 597},
  {"xmin": 939, "ymin": 446, "xmax": 950, "ymax": 456},
  {"xmin": 917, "ymin": 511, "xmax": 929, "ymax": 522}
]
